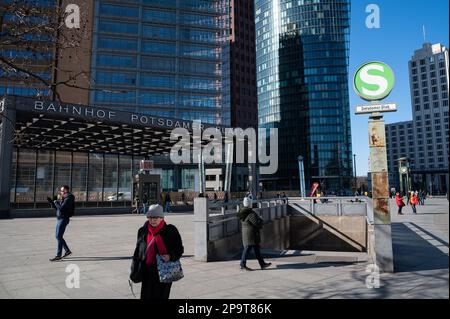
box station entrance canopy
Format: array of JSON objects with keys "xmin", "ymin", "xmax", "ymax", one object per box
[
  {"xmin": 1, "ymin": 95, "xmax": 229, "ymax": 156},
  {"xmin": 0, "ymin": 95, "xmax": 231, "ymax": 216}
]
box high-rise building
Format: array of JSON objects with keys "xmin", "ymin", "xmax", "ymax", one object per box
[
  {"xmin": 230, "ymin": 0, "xmax": 258, "ymax": 130},
  {"xmin": 386, "ymin": 43, "xmax": 449, "ymax": 195},
  {"xmin": 89, "ymin": 0, "xmax": 231, "ymax": 126},
  {"xmin": 410, "ymin": 43, "xmax": 448, "ymax": 194},
  {"xmin": 254, "ymin": 0, "xmax": 353, "ymax": 191},
  {"xmin": 229, "ymin": 0, "xmax": 258, "ymax": 191}
]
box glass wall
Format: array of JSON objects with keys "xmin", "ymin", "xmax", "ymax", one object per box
[
  {"xmin": 35, "ymin": 150, "xmax": 54, "ymax": 202},
  {"xmin": 72, "ymin": 153, "xmax": 88, "ymax": 201},
  {"xmin": 9, "ymin": 149, "xmax": 181, "ymax": 205},
  {"xmin": 119, "ymin": 156, "xmax": 132, "ymax": 200},
  {"xmin": 88, "ymin": 153, "xmax": 103, "ymax": 201},
  {"xmin": 54, "ymin": 152, "xmax": 71, "ymax": 195},
  {"xmin": 161, "ymin": 169, "xmax": 174, "ymax": 191},
  {"xmin": 182, "ymin": 169, "xmax": 196, "ymax": 190},
  {"xmin": 104, "ymin": 154, "xmax": 118, "ymax": 201},
  {"xmin": 15, "ymin": 149, "xmax": 36, "ymax": 203},
  {"xmin": 10, "ymin": 149, "xmax": 17, "ymax": 202}
]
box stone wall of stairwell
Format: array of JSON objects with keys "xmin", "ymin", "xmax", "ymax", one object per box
[
  {"xmin": 289, "ymin": 215, "xmax": 367, "ymax": 252},
  {"xmin": 204, "ymin": 204, "xmax": 290, "ymax": 262}
]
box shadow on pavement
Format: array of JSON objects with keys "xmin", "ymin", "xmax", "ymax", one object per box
[
  {"xmin": 271, "ymin": 261, "xmax": 364, "ymax": 270},
  {"xmin": 61, "ymin": 256, "xmax": 132, "ymax": 262},
  {"xmin": 392, "ymin": 222, "xmax": 449, "ymax": 273}
]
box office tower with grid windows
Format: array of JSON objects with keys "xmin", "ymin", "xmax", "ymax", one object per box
[{"xmin": 254, "ymin": 0, "xmax": 353, "ymax": 191}]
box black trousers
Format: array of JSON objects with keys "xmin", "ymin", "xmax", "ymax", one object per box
[
  {"xmin": 141, "ymin": 264, "xmax": 172, "ymax": 300},
  {"xmin": 240, "ymin": 245, "xmax": 265, "ymax": 267}
]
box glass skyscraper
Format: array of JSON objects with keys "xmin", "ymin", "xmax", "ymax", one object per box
[
  {"xmin": 90, "ymin": 0, "xmax": 231, "ymax": 126},
  {"xmin": 255, "ymin": 0, "xmax": 353, "ymax": 191}
]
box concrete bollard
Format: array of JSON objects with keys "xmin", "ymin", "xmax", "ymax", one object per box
[{"xmin": 194, "ymin": 198, "xmax": 209, "ymax": 262}]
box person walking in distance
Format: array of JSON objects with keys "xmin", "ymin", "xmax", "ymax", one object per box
[
  {"xmin": 237, "ymin": 197, "xmax": 271, "ymax": 271},
  {"xmin": 164, "ymin": 193, "xmax": 172, "ymax": 213},
  {"xmin": 395, "ymin": 192, "xmax": 405, "ymax": 215},
  {"xmin": 48, "ymin": 185, "xmax": 75, "ymax": 261},
  {"xmin": 133, "ymin": 204, "xmax": 184, "ymax": 299},
  {"xmin": 410, "ymin": 191, "xmax": 419, "ymax": 214}
]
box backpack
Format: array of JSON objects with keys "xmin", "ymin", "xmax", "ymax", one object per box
[{"xmin": 68, "ymin": 194, "xmax": 75, "ymax": 217}]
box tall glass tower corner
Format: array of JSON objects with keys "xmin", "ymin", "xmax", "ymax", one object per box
[{"xmin": 255, "ymin": 0, "xmax": 353, "ymax": 192}]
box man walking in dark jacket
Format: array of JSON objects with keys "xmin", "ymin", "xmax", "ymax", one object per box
[
  {"xmin": 237, "ymin": 197, "xmax": 271, "ymax": 271},
  {"xmin": 48, "ymin": 185, "xmax": 75, "ymax": 261}
]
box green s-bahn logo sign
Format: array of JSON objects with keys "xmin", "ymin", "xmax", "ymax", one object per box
[{"xmin": 353, "ymin": 61, "xmax": 395, "ymax": 101}]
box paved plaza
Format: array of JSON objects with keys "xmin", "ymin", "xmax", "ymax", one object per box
[{"xmin": 0, "ymin": 198, "xmax": 448, "ymax": 299}]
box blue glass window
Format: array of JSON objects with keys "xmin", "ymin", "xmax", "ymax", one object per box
[
  {"xmin": 180, "ymin": 29, "xmax": 218, "ymax": 43},
  {"xmin": 142, "ymin": 41, "xmax": 176, "ymax": 55},
  {"xmin": 180, "ymin": 45, "xmax": 219, "ymax": 59},
  {"xmin": 143, "ymin": 25, "xmax": 176, "ymax": 40},
  {"xmin": 99, "ymin": 4, "xmax": 139, "ymax": 18},
  {"xmin": 97, "ymin": 37, "xmax": 138, "ymax": 51},
  {"xmin": 98, "ymin": 20, "xmax": 138, "ymax": 34},
  {"xmin": 180, "ymin": 13, "xmax": 218, "ymax": 28},
  {"xmin": 180, "ymin": 77, "xmax": 219, "ymax": 91},
  {"xmin": 142, "ymin": 0, "xmax": 176, "ymax": 8},
  {"xmin": 96, "ymin": 71, "xmax": 137, "ymax": 85},
  {"xmin": 97, "ymin": 54, "xmax": 137, "ymax": 68},
  {"xmin": 137, "ymin": 108, "xmax": 175, "ymax": 118},
  {"xmin": 180, "ymin": 60, "xmax": 220, "ymax": 75},
  {"xmin": 95, "ymin": 90, "xmax": 136, "ymax": 103},
  {"xmin": 139, "ymin": 92, "xmax": 175, "ymax": 105},
  {"xmin": 180, "ymin": 0, "xmax": 224, "ymax": 13},
  {"xmin": 143, "ymin": 9, "xmax": 176, "ymax": 22},
  {"xmin": 140, "ymin": 74, "xmax": 175, "ymax": 88},
  {"xmin": 180, "ymin": 94, "xmax": 219, "ymax": 108},
  {"xmin": 141, "ymin": 57, "xmax": 176, "ymax": 72}
]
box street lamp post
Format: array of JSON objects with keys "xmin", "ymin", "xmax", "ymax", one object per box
[{"xmin": 353, "ymin": 154, "xmax": 357, "ymax": 191}]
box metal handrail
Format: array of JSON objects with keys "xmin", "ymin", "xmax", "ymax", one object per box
[{"xmin": 208, "ymin": 198, "xmax": 287, "ymax": 225}]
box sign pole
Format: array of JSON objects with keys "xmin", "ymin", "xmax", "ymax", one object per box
[
  {"xmin": 368, "ymin": 111, "xmax": 394, "ymax": 273},
  {"xmin": 354, "ymin": 61, "xmax": 396, "ymax": 273}
]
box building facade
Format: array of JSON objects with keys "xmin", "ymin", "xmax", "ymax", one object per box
[
  {"xmin": 386, "ymin": 43, "xmax": 449, "ymax": 195},
  {"xmin": 2, "ymin": 0, "xmax": 257, "ymax": 210},
  {"xmin": 385, "ymin": 121, "xmax": 415, "ymax": 192},
  {"xmin": 255, "ymin": 0, "xmax": 353, "ymax": 191},
  {"xmin": 89, "ymin": 0, "xmax": 231, "ymax": 126},
  {"xmin": 409, "ymin": 43, "xmax": 449, "ymax": 195}
]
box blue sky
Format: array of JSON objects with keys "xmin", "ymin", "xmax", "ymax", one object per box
[{"xmin": 349, "ymin": 0, "xmax": 449, "ymax": 175}]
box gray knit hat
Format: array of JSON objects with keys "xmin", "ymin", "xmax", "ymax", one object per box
[{"xmin": 146, "ymin": 204, "xmax": 164, "ymax": 218}]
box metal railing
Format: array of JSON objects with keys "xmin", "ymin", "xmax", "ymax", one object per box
[
  {"xmin": 207, "ymin": 198, "xmax": 289, "ymax": 241},
  {"xmin": 289, "ymin": 196, "xmax": 368, "ymax": 217},
  {"xmin": 208, "ymin": 198, "xmax": 288, "ymax": 219}
]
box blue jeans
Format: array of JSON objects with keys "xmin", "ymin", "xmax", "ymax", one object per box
[
  {"xmin": 412, "ymin": 204, "xmax": 417, "ymax": 214},
  {"xmin": 240, "ymin": 245, "xmax": 265, "ymax": 268},
  {"xmin": 165, "ymin": 202, "xmax": 171, "ymax": 213},
  {"xmin": 56, "ymin": 218, "xmax": 70, "ymax": 257}
]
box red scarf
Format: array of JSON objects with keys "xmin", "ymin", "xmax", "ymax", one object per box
[{"xmin": 146, "ymin": 220, "xmax": 168, "ymax": 265}]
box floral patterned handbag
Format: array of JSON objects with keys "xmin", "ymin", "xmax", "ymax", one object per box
[{"xmin": 156, "ymin": 255, "xmax": 184, "ymax": 283}]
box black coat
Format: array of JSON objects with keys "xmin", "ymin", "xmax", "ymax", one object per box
[
  {"xmin": 133, "ymin": 221, "xmax": 184, "ymax": 263},
  {"xmin": 51, "ymin": 193, "xmax": 75, "ymax": 219}
]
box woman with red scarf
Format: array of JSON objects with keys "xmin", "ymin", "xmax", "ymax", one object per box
[{"xmin": 133, "ymin": 204, "xmax": 184, "ymax": 299}]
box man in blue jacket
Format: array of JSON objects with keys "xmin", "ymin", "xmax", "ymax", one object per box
[{"xmin": 48, "ymin": 185, "xmax": 75, "ymax": 261}]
